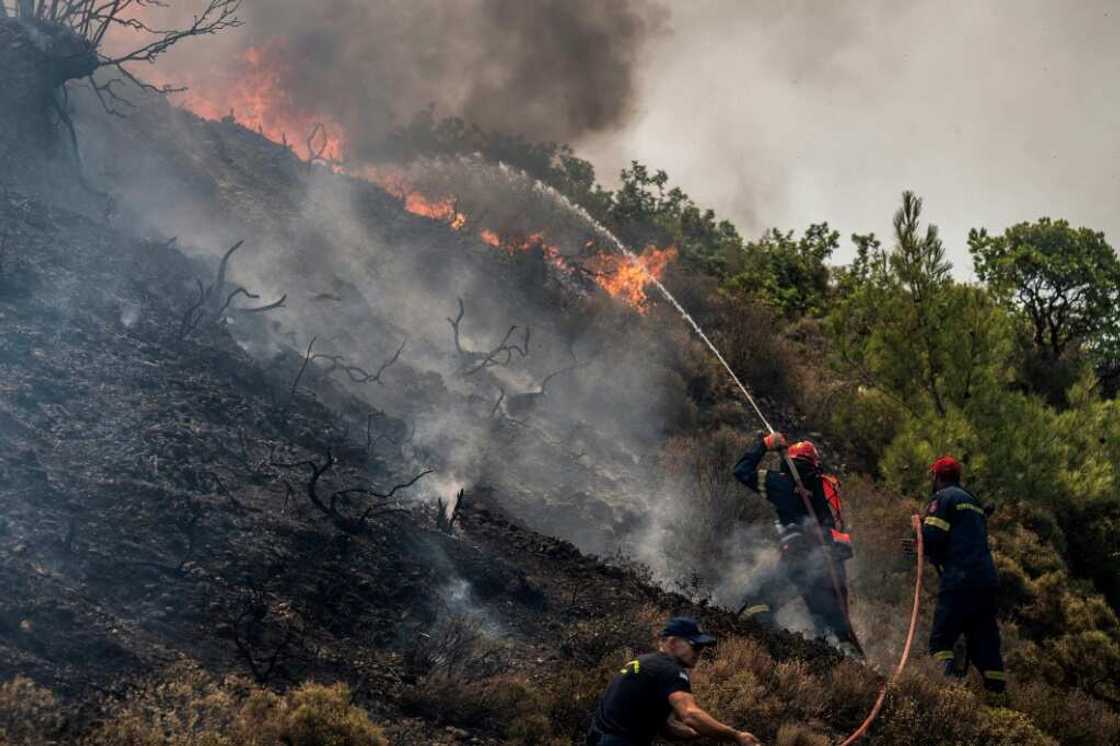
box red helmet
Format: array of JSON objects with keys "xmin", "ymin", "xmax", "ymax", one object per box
[
  {"xmin": 930, "ymin": 455, "xmax": 962, "ymax": 482},
  {"xmin": 788, "ymin": 440, "xmax": 820, "ymax": 468}
]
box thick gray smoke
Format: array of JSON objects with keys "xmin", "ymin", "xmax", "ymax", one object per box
[
  {"xmin": 582, "ymin": 0, "xmax": 1120, "ymax": 270},
  {"xmin": 176, "ymin": 0, "xmax": 666, "ymax": 157}
]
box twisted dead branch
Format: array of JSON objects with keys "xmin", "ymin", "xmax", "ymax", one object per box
[
  {"xmin": 271, "ymin": 448, "xmax": 432, "ymax": 533},
  {"xmin": 305, "ymin": 123, "xmax": 342, "ymax": 168},
  {"xmin": 225, "ymin": 570, "xmax": 303, "ymax": 684},
  {"xmin": 311, "ymin": 338, "xmax": 407, "ymax": 385},
  {"xmin": 180, "ymin": 241, "xmax": 286, "ymax": 340},
  {"xmin": 447, "ymin": 297, "xmax": 530, "ymax": 375}
]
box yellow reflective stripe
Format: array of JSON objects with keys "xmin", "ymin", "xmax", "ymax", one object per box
[
  {"xmin": 983, "ymin": 670, "xmax": 1007, "ymax": 681},
  {"xmin": 924, "ymin": 516, "xmax": 951, "ymax": 531},
  {"xmin": 743, "ymin": 604, "xmax": 770, "ymax": 617},
  {"xmin": 933, "ymin": 650, "xmax": 955, "ymax": 661},
  {"xmin": 620, "ymin": 660, "xmax": 641, "ymax": 674},
  {"xmin": 956, "ymin": 502, "xmax": 985, "ymax": 516},
  {"xmin": 758, "ymin": 470, "xmax": 769, "ymax": 498}
]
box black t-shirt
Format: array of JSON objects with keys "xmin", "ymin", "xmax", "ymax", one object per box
[{"xmin": 592, "ymin": 652, "xmax": 692, "ymax": 745}]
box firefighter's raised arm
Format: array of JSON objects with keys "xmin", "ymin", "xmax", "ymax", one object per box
[{"xmin": 733, "ymin": 431, "xmax": 784, "ymax": 490}]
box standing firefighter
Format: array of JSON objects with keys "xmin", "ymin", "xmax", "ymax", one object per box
[
  {"xmin": 915, "ymin": 455, "xmax": 1006, "ymax": 693},
  {"xmin": 733, "ymin": 432, "xmax": 860, "ymax": 656},
  {"xmin": 587, "ymin": 617, "xmax": 761, "ymax": 745}
]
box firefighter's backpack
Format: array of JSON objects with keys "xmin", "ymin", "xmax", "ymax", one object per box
[{"xmin": 823, "ymin": 474, "xmax": 854, "ymax": 560}]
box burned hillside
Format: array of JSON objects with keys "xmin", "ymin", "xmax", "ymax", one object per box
[
  {"xmin": 2, "ymin": 4, "xmax": 1120, "ymax": 745},
  {"xmin": 0, "ymin": 184, "xmax": 855, "ymax": 742}
]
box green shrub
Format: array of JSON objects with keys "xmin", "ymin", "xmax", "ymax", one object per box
[
  {"xmin": 1012, "ymin": 681, "xmax": 1120, "ymax": 746},
  {"xmin": 977, "ymin": 707, "xmax": 1057, "ymax": 746}
]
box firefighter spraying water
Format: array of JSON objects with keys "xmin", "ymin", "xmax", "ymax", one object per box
[
  {"xmin": 542, "ymin": 177, "xmax": 935, "ymax": 744},
  {"xmin": 733, "ymin": 433, "xmax": 861, "ymax": 658}
]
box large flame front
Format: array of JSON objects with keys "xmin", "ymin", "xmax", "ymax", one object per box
[
  {"xmin": 145, "ymin": 39, "xmax": 346, "ymax": 161},
  {"xmin": 138, "ymin": 39, "xmax": 675, "ymax": 312}
]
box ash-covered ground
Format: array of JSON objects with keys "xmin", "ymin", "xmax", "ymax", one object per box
[{"xmin": 0, "ymin": 179, "xmax": 835, "ymax": 742}]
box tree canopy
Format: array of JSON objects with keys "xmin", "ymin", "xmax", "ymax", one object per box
[{"xmin": 968, "ymin": 218, "xmax": 1120, "ymax": 364}]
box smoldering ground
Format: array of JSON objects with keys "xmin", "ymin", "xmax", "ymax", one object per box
[
  {"xmin": 65, "ymin": 95, "xmax": 699, "ymax": 550},
  {"xmin": 23, "ymin": 5, "xmax": 812, "ymax": 642}
]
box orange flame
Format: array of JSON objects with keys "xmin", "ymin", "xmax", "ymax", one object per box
[
  {"xmin": 404, "ymin": 193, "xmax": 467, "ymax": 229},
  {"xmin": 147, "ymin": 39, "xmax": 346, "ymax": 161},
  {"xmin": 135, "ymin": 40, "xmax": 676, "ymax": 312},
  {"xmin": 586, "ymin": 246, "xmax": 678, "ymax": 313},
  {"xmin": 480, "ymin": 229, "xmax": 502, "ymax": 247},
  {"xmin": 358, "ymin": 165, "xmax": 468, "ymax": 230}
]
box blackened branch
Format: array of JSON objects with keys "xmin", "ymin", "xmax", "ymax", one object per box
[
  {"xmin": 368, "ymin": 469, "xmax": 433, "ymax": 500},
  {"xmin": 180, "ymin": 240, "xmax": 284, "ymax": 340},
  {"xmin": 464, "ymin": 325, "xmax": 531, "ymax": 375},
  {"xmin": 447, "ymin": 297, "xmax": 466, "ymax": 355},
  {"xmin": 309, "ymin": 338, "xmax": 406, "ymax": 386},
  {"xmin": 270, "ymin": 447, "xmax": 334, "ymax": 517}
]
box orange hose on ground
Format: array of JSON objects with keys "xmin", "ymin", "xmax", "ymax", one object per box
[{"xmin": 837, "ymin": 514, "xmax": 924, "ymax": 746}]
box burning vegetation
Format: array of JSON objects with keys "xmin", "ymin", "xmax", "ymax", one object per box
[
  {"xmin": 120, "ymin": 41, "xmax": 680, "ymax": 315},
  {"xmin": 2, "ymin": 3, "xmax": 1120, "ymax": 745}
]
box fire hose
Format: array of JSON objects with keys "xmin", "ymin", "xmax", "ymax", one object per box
[
  {"xmin": 836, "ymin": 513, "xmax": 924, "ymax": 745},
  {"xmin": 749, "ymin": 422, "xmax": 925, "ymax": 742},
  {"xmin": 577, "ymin": 207, "xmax": 927, "ymax": 739},
  {"xmin": 780, "ymin": 446, "xmax": 867, "ymax": 657}
]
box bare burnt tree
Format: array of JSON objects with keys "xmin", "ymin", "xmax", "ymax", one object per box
[
  {"xmin": 271, "ymin": 448, "xmax": 432, "ymax": 534},
  {"xmin": 222, "ymin": 566, "xmax": 303, "ymax": 684},
  {"xmin": 6, "ymin": 1, "xmax": 241, "ymax": 110},
  {"xmin": 281, "ymin": 337, "xmax": 406, "ymax": 419},
  {"xmin": 305, "ymin": 122, "xmax": 342, "ymax": 168},
  {"xmin": 309, "ymin": 338, "xmax": 407, "ymax": 385},
  {"xmin": 502, "ymin": 346, "xmax": 593, "ymax": 419},
  {"xmin": 180, "ymin": 240, "xmax": 286, "ymax": 339},
  {"xmin": 446, "ymin": 297, "xmax": 530, "ymax": 375}
]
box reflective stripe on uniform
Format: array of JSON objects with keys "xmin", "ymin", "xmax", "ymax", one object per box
[
  {"xmin": 777, "ymin": 525, "xmax": 802, "ymax": 544},
  {"xmin": 758, "ymin": 470, "xmax": 768, "ymax": 499},
  {"xmin": 983, "ymin": 670, "xmax": 1007, "ymax": 681},
  {"xmin": 924, "ymin": 516, "xmax": 951, "ymax": 531},
  {"xmin": 743, "ymin": 604, "xmax": 770, "ymax": 617},
  {"xmin": 956, "ymin": 502, "xmax": 985, "ymax": 516},
  {"xmin": 933, "ymin": 650, "xmax": 955, "ymax": 661}
]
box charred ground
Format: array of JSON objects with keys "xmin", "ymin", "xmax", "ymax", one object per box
[
  {"xmin": 2, "ymin": 25, "xmax": 1119, "ymax": 741},
  {"xmin": 0, "ymin": 174, "xmax": 844, "ymax": 743}
]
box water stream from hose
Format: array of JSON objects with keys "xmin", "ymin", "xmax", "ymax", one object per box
[{"xmin": 521, "ymin": 172, "xmax": 776, "ymax": 434}]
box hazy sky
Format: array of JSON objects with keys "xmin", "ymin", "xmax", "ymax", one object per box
[{"xmin": 580, "ymin": 0, "xmax": 1120, "ymax": 274}]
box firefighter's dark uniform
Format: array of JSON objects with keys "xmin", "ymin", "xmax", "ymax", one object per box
[
  {"xmin": 733, "ymin": 435, "xmax": 853, "ymax": 643},
  {"xmin": 922, "ymin": 485, "xmax": 1006, "ymax": 692}
]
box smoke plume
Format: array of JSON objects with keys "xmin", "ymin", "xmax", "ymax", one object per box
[{"xmin": 153, "ymin": 0, "xmax": 666, "ymax": 160}]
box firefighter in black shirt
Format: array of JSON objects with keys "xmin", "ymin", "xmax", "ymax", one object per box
[
  {"xmin": 916, "ymin": 455, "xmax": 1006, "ymax": 693},
  {"xmin": 588, "ymin": 617, "xmax": 760, "ymax": 745}
]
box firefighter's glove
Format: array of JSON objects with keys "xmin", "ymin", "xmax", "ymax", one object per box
[
  {"xmin": 763, "ymin": 432, "xmax": 786, "ymax": 451},
  {"xmin": 900, "ymin": 537, "xmax": 917, "ymax": 556}
]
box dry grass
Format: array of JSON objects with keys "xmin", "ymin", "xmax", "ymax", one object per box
[
  {"xmin": 0, "ymin": 664, "xmax": 386, "ymax": 746},
  {"xmin": 0, "ymin": 676, "xmax": 65, "ymax": 746}
]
